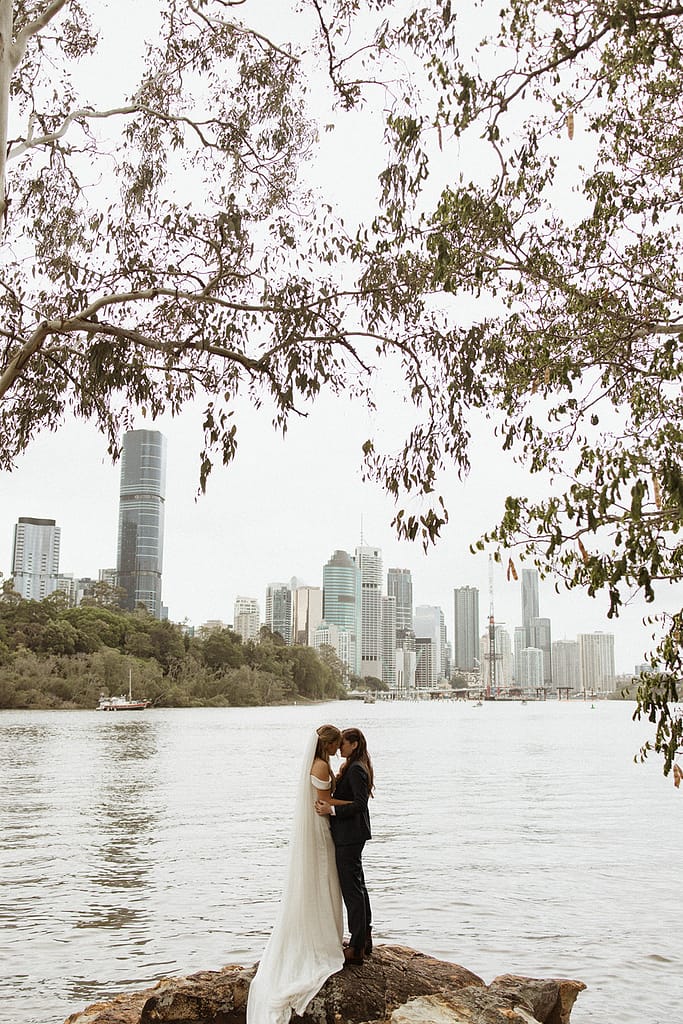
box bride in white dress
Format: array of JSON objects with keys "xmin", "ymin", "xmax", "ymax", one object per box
[{"xmin": 246, "ymin": 725, "xmax": 345, "ymax": 1024}]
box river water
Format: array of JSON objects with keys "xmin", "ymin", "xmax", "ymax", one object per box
[{"xmin": 1, "ymin": 699, "xmax": 681, "ymax": 1024}]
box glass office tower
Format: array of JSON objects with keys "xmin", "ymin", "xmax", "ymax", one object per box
[
  {"xmin": 116, "ymin": 430, "xmax": 167, "ymax": 617},
  {"xmin": 387, "ymin": 567, "xmax": 414, "ymax": 632},
  {"xmin": 322, "ymin": 550, "xmax": 362, "ymax": 675}
]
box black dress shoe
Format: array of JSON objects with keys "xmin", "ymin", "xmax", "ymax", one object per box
[
  {"xmin": 343, "ymin": 946, "xmax": 364, "ymax": 966},
  {"xmin": 344, "ymin": 928, "xmax": 373, "ymax": 955}
]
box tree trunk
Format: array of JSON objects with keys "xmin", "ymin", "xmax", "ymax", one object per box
[{"xmin": 0, "ymin": 0, "xmax": 12, "ymax": 223}]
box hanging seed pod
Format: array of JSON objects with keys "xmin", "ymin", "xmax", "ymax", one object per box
[{"xmin": 652, "ymin": 474, "xmax": 662, "ymax": 509}]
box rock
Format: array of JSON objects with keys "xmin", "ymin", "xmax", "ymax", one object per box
[
  {"xmin": 489, "ymin": 975, "xmax": 586, "ymax": 1024},
  {"xmin": 293, "ymin": 946, "xmax": 484, "ymax": 1024},
  {"xmin": 63, "ymin": 946, "xmax": 585, "ymax": 1024},
  {"xmin": 384, "ymin": 969, "xmax": 586, "ymax": 1024}
]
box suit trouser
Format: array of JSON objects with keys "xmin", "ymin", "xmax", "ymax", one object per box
[{"xmin": 335, "ymin": 841, "xmax": 371, "ymax": 953}]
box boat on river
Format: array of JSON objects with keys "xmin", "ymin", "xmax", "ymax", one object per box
[{"xmin": 97, "ymin": 671, "xmax": 150, "ymax": 711}]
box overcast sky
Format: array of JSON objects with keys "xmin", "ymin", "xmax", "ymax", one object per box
[{"xmin": 0, "ymin": 0, "xmax": 678, "ymax": 675}]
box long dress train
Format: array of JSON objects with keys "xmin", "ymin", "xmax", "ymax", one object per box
[{"xmin": 246, "ymin": 732, "xmax": 344, "ymax": 1024}]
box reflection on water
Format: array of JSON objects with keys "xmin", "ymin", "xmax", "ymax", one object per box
[
  {"xmin": 0, "ymin": 712, "xmax": 163, "ymax": 1017},
  {"xmin": 1, "ymin": 702, "xmax": 682, "ymax": 1024},
  {"xmin": 89, "ymin": 718, "xmax": 159, "ymax": 895}
]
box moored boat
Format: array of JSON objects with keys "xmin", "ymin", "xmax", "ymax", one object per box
[
  {"xmin": 97, "ymin": 670, "xmax": 150, "ymax": 711},
  {"xmin": 97, "ymin": 694, "xmax": 151, "ymax": 711}
]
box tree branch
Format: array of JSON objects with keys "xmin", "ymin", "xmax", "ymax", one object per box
[
  {"xmin": 11, "ymin": 0, "xmax": 70, "ymax": 68},
  {"xmin": 0, "ymin": 321, "xmax": 50, "ymax": 397},
  {"xmin": 187, "ymin": 1, "xmax": 299, "ymax": 63},
  {"xmin": 10, "ymin": 100, "xmax": 219, "ymax": 160}
]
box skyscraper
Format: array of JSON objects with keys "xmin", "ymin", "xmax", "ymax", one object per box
[
  {"xmin": 513, "ymin": 625, "xmax": 527, "ymax": 684},
  {"xmin": 414, "ymin": 636, "xmax": 434, "ymax": 688},
  {"xmin": 521, "ymin": 567, "xmax": 540, "ymax": 628},
  {"xmin": 11, "ymin": 516, "xmax": 61, "ymax": 600},
  {"xmin": 265, "ymin": 582, "xmax": 292, "ymax": 643},
  {"xmin": 355, "ymin": 545, "xmax": 383, "ymax": 679},
  {"xmin": 322, "ymin": 550, "xmax": 361, "ymax": 675},
  {"xmin": 552, "ymin": 639, "xmax": 580, "ymax": 690},
  {"xmin": 116, "ymin": 429, "xmax": 167, "ymax": 617},
  {"xmin": 520, "ymin": 647, "xmax": 544, "ymax": 687},
  {"xmin": 387, "ymin": 568, "xmax": 413, "ymax": 631},
  {"xmin": 292, "ymin": 586, "xmax": 323, "ymax": 647},
  {"xmin": 453, "ymin": 586, "xmax": 479, "ymax": 670},
  {"xmin": 414, "ymin": 604, "xmax": 446, "ymax": 682},
  {"xmin": 481, "ymin": 624, "xmax": 513, "ymax": 688},
  {"xmin": 530, "ymin": 616, "xmax": 552, "ymax": 685},
  {"xmin": 381, "ymin": 594, "xmax": 397, "ymax": 686},
  {"xmin": 234, "ymin": 596, "xmax": 261, "ymax": 642},
  {"xmin": 578, "ymin": 632, "xmax": 616, "ymax": 695}
]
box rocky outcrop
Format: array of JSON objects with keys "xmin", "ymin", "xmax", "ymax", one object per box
[{"xmin": 64, "ymin": 945, "xmax": 585, "ymax": 1024}]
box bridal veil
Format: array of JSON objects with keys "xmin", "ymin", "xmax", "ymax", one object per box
[{"xmin": 246, "ymin": 730, "xmax": 344, "ymax": 1024}]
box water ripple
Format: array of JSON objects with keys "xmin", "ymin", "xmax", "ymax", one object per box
[{"xmin": 1, "ymin": 703, "xmax": 682, "ymax": 1024}]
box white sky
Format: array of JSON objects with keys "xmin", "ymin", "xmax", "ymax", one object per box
[{"xmin": 0, "ymin": 0, "xmax": 679, "ymax": 674}]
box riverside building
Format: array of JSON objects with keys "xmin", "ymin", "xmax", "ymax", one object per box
[{"xmin": 11, "ymin": 516, "xmax": 61, "ymax": 600}]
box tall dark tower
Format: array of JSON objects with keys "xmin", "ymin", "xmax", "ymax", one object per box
[
  {"xmin": 116, "ymin": 430, "xmax": 167, "ymax": 617},
  {"xmin": 387, "ymin": 567, "xmax": 414, "ymax": 632},
  {"xmin": 453, "ymin": 585, "xmax": 479, "ymax": 671},
  {"xmin": 521, "ymin": 568, "xmax": 539, "ymax": 629}
]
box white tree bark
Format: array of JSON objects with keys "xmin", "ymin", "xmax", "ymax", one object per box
[
  {"xmin": 0, "ymin": 0, "xmax": 70, "ymax": 223},
  {"xmin": 0, "ymin": 0, "xmax": 13, "ymax": 224}
]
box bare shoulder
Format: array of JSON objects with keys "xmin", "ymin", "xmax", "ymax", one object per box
[{"xmin": 311, "ymin": 757, "xmax": 330, "ymax": 781}]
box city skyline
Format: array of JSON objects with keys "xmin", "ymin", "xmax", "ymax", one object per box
[
  {"xmin": 1, "ymin": 501, "xmax": 631, "ymax": 691},
  {"xmin": 0, "ymin": 404, "xmax": 674, "ymax": 676}
]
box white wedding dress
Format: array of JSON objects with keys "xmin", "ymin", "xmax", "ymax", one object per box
[{"xmin": 246, "ymin": 732, "xmax": 344, "ymax": 1024}]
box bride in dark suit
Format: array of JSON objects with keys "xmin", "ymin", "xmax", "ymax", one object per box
[{"xmin": 315, "ymin": 727, "xmax": 374, "ymax": 966}]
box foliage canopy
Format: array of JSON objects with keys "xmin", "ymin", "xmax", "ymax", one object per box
[{"xmin": 2, "ymin": 0, "xmax": 683, "ymax": 769}]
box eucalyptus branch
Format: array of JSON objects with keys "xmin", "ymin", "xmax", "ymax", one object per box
[
  {"xmin": 187, "ymin": 1, "xmax": 299, "ymax": 63},
  {"xmin": 11, "ymin": 0, "xmax": 69, "ymax": 67},
  {"xmin": 9, "ymin": 100, "xmax": 221, "ymax": 160},
  {"xmin": 0, "ymin": 320, "xmax": 50, "ymax": 397}
]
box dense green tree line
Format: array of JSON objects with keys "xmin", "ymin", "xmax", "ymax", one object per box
[{"xmin": 0, "ymin": 591, "xmax": 346, "ymax": 709}]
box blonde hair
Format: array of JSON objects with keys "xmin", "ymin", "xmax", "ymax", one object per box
[{"xmin": 314, "ymin": 724, "xmax": 341, "ymax": 790}]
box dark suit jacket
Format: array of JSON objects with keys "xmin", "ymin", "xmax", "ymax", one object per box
[{"xmin": 330, "ymin": 761, "xmax": 371, "ymax": 846}]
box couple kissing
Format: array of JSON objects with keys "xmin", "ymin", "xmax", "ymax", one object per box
[{"xmin": 247, "ymin": 724, "xmax": 374, "ymax": 1024}]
